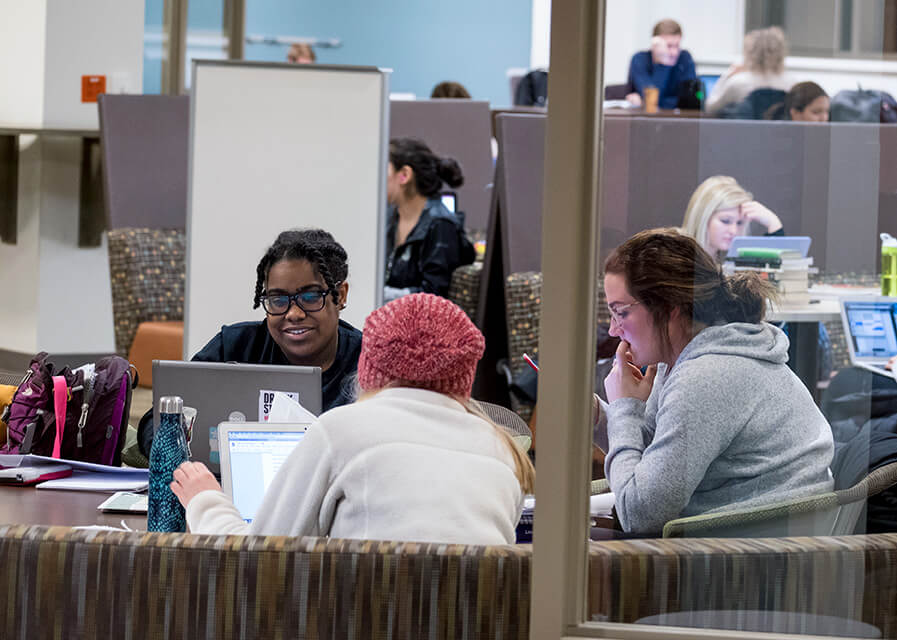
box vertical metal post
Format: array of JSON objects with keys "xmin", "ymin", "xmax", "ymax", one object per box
[
  {"xmin": 224, "ymin": 0, "xmax": 246, "ymax": 60},
  {"xmin": 162, "ymin": 0, "xmax": 188, "ymax": 95},
  {"xmin": 530, "ymin": 0, "xmax": 605, "ymax": 637}
]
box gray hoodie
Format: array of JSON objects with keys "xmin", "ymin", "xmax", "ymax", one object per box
[{"xmin": 604, "ymin": 322, "xmax": 834, "ymax": 534}]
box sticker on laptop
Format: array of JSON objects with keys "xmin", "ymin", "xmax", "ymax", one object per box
[{"xmin": 259, "ymin": 390, "xmax": 300, "ymax": 422}]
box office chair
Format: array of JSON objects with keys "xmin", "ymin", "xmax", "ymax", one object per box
[{"xmin": 473, "ymin": 400, "xmax": 533, "ymax": 452}]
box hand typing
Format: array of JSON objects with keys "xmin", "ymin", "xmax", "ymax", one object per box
[{"xmin": 170, "ymin": 461, "xmax": 222, "ymax": 508}]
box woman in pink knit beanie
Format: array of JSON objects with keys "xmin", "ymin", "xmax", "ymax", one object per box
[{"xmin": 172, "ymin": 293, "xmax": 534, "ymax": 544}]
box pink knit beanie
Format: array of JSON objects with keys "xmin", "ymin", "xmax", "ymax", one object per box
[{"xmin": 358, "ymin": 293, "xmax": 485, "ymax": 397}]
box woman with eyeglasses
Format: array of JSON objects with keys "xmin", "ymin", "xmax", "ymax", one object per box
[
  {"xmin": 192, "ymin": 228, "xmax": 362, "ymax": 411},
  {"xmin": 137, "ymin": 229, "xmax": 361, "ymax": 462},
  {"xmin": 601, "ymin": 229, "xmax": 833, "ymax": 535}
]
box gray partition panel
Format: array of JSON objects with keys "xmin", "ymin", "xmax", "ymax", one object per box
[
  {"xmin": 389, "ymin": 100, "xmax": 493, "ymax": 231},
  {"xmin": 495, "ymin": 113, "xmax": 546, "ymax": 275},
  {"xmin": 98, "ymin": 94, "xmax": 189, "ymax": 230},
  {"xmin": 697, "ymin": 120, "xmax": 804, "ymax": 236},
  {"xmin": 602, "ymin": 117, "xmax": 889, "ymax": 274}
]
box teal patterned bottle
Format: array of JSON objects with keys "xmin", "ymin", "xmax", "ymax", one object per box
[{"xmin": 148, "ymin": 396, "xmax": 187, "ymax": 532}]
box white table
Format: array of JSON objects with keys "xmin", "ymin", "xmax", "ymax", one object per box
[{"xmin": 766, "ymin": 288, "xmax": 878, "ymax": 395}]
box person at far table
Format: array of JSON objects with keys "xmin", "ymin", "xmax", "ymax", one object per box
[
  {"xmin": 764, "ymin": 81, "xmax": 830, "ymax": 122},
  {"xmin": 430, "ymin": 81, "xmax": 471, "ymax": 99},
  {"xmin": 384, "ymin": 138, "xmax": 475, "ymax": 302},
  {"xmin": 625, "ymin": 19, "xmax": 697, "ymax": 109},
  {"xmin": 287, "ymin": 43, "xmax": 316, "ymax": 64},
  {"xmin": 681, "ymin": 175, "xmax": 783, "ymax": 262},
  {"xmin": 601, "ymin": 229, "xmax": 834, "ymax": 535},
  {"xmin": 705, "ymin": 26, "xmax": 790, "ymax": 115}
]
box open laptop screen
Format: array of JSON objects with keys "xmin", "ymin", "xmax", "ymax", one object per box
[
  {"xmin": 845, "ymin": 301, "xmax": 897, "ymax": 360},
  {"xmin": 222, "ymin": 427, "xmax": 307, "ymax": 523}
]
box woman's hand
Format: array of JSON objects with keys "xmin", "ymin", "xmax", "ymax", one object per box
[
  {"xmin": 604, "ymin": 340, "xmax": 657, "ymax": 403},
  {"xmin": 740, "ymin": 201, "xmax": 783, "ymax": 234},
  {"xmin": 170, "ymin": 461, "xmax": 222, "ymax": 508},
  {"xmin": 625, "ymin": 92, "xmax": 643, "ymax": 107}
]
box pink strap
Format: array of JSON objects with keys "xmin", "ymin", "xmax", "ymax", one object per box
[{"xmin": 52, "ymin": 376, "xmax": 68, "ymax": 459}]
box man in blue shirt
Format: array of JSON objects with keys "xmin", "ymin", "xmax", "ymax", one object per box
[{"xmin": 625, "ymin": 19, "xmax": 697, "ymax": 110}]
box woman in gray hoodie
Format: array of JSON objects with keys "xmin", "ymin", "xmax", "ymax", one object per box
[{"xmin": 602, "ymin": 228, "xmax": 834, "ymax": 534}]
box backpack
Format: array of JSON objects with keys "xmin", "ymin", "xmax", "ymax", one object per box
[
  {"xmin": 830, "ymin": 88, "xmax": 897, "ymax": 123},
  {"xmin": 718, "ymin": 88, "xmax": 787, "ymax": 120},
  {"xmin": 0, "ymin": 352, "xmax": 135, "ymax": 466}
]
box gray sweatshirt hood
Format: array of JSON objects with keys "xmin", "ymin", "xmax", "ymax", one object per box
[{"xmin": 675, "ymin": 322, "xmax": 789, "ymax": 367}]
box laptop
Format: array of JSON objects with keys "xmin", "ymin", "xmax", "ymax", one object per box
[
  {"xmin": 840, "ymin": 298, "xmax": 897, "ymax": 377},
  {"xmin": 152, "ymin": 361, "xmax": 321, "ymax": 474},
  {"xmin": 699, "ymin": 74, "xmax": 720, "ymax": 98},
  {"xmin": 218, "ymin": 422, "xmax": 310, "ymax": 523},
  {"xmin": 727, "ymin": 235, "xmax": 812, "ymax": 258}
]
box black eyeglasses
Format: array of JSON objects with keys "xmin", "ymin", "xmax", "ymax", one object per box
[{"xmin": 260, "ymin": 289, "xmax": 335, "ymax": 315}]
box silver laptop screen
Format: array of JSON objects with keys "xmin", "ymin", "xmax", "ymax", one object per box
[
  {"xmin": 226, "ymin": 429, "xmax": 306, "ymax": 523},
  {"xmin": 845, "ymin": 301, "xmax": 897, "ymax": 360}
]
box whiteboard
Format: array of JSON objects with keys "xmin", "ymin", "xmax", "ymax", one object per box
[{"xmin": 185, "ymin": 60, "xmax": 388, "ymax": 358}]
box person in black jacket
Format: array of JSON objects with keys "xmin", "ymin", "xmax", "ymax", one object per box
[
  {"xmin": 138, "ymin": 229, "xmax": 362, "ymax": 457},
  {"xmin": 384, "ymin": 138, "xmax": 475, "ymax": 301}
]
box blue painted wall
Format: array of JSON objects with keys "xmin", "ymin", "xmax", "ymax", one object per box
[
  {"xmin": 144, "ymin": 1, "xmax": 531, "ymax": 104},
  {"xmin": 244, "ymin": 1, "xmax": 531, "ymax": 106}
]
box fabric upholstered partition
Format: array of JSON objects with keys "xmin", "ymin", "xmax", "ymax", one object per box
[
  {"xmin": 0, "ymin": 526, "xmax": 531, "ymax": 640},
  {"xmin": 588, "ymin": 535, "xmax": 897, "ymax": 637},
  {"xmin": 3, "ymin": 526, "xmax": 897, "ymax": 638},
  {"xmin": 107, "ymin": 229, "xmax": 186, "ymax": 356}
]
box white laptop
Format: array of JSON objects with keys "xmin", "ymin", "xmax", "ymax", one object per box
[
  {"xmin": 840, "ymin": 297, "xmax": 897, "ymax": 377},
  {"xmin": 218, "ymin": 422, "xmax": 310, "ymax": 524},
  {"xmin": 152, "ymin": 360, "xmax": 321, "ymax": 474}
]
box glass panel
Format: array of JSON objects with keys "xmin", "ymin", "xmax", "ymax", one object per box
[
  {"xmin": 577, "ymin": 1, "xmax": 896, "ymax": 637},
  {"xmin": 143, "ymin": 0, "xmax": 165, "ymax": 94},
  {"xmin": 183, "ymin": 0, "xmax": 230, "ymax": 90},
  {"xmin": 746, "ymin": 0, "xmax": 897, "ymax": 58}
]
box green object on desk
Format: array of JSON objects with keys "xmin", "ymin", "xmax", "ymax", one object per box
[{"xmin": 737, "ymin": 248, "xmax": 786, "ymax": 260}]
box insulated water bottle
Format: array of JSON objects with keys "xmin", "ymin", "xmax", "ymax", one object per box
[
  {"xmin": 148, "ymin": 395, "xmax": 187, "ymax": 532},
  {"xmin": 882, "ymin": 233, "xmax": 897, "ymax": 297}
]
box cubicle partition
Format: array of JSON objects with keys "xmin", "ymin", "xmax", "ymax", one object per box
[
  {"xmin": 184, "ymin": 61, "xmax": 389, "ymax": 358},
  {"xmin": 473, "ymin": 114, "xmax": 897, "ymax": 402},
  {"xmin": 389, "ymin": 100, "xmax": 494, "ymax": 231},
  {"xmin": 98, "ymin": 95, "xmax": 190, "ymax": 230}
]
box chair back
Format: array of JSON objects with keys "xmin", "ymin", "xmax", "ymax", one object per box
[
  {"xmin": 663, "ymin": 492, "xmax": 841, "ymax": 538},
  {"xmin": 834, "ymin": 461, "xmax": 897, "ymax": 534},
  {"xmin": 472, "ymin": 400, "xmax": 533, "ymax": 452}
]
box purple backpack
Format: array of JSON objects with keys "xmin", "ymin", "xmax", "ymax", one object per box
[{"xmin": 0, "ymin": 353, "xmax": 135, "ymax": 466}]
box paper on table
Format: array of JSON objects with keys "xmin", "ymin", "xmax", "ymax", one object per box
[
  {"xmin": 268, "ymin": 391, "xmax": 317, "ymax": 423},
  {"xmin": 37, "ymin": 470, "xmax": 148, "ymax": 493},
  {"xmin": 0, "ymin": 454, "xmax": 149, "ymax": 476},
  {"xmin": 590, "ymin": 492, "xmax": 616, "ymax": 516}
]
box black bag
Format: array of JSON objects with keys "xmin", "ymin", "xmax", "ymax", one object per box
[
  {"xmin": 676, "ymin": 78, "xmax": 705, "ymax": 111},
  {"xmin": 830, "ymin": 88, "xmax": 897, "ymax": 123}
]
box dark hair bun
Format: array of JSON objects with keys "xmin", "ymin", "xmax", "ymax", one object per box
[
  {"xmin": 437, "ymin": 157, "xmax": 464, "ymax": 189},
  {"xmin": 719, "ymin": 272, "xmax": 774, "ymax": 323}
]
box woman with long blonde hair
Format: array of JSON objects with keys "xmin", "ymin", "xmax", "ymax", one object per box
[
  {"xmin": 171, "ymin": 293, "xmax": 533, "ymax": 544},
  {"xmin": 681, "ymin": 175, "xmax": 782, "ymax": 260},
  {"xmin": 706, "ymin": 26, "xmax": 791, "ymax": 115}
]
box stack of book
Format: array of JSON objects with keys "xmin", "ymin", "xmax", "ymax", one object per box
[{"xmin": 723, "ymin": 248, "xmax": 815, "ymax": 306}]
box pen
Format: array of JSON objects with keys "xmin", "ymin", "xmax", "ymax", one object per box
[{"xmin": 522, "ymin": 353, "xmax": 539, "ymax": 372}]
